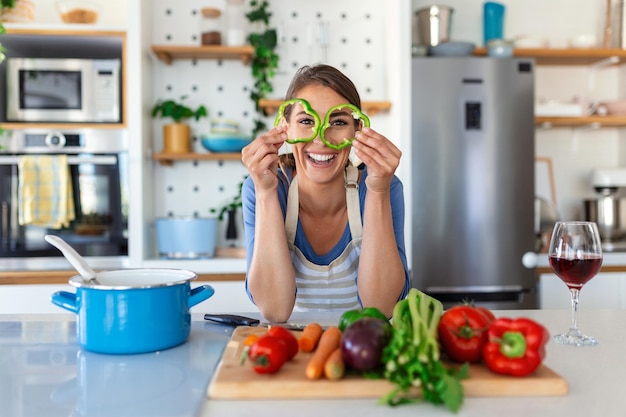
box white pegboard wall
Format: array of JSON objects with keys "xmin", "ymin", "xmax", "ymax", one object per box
[{"xmin": 150, "ymin": 0, "xmax": 392, "ymax": 249}]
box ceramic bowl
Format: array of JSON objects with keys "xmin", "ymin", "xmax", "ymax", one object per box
[
  {"xmin": 602, "ymin": 100, "xmax": 626, "ymax": 116},
  {"xmin": 201, "ymin": 135, "xmax": 251, "ymax": 153}
]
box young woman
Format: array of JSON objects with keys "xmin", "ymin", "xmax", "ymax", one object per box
[{"xmin": 241, "ymin": 64, "xmax": 409, "ymax": 323}]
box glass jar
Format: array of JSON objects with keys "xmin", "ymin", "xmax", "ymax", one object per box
[
  {"xmin": 200, "ymin": 7, "xmax": 222, "ymax": 45},
  {"xmin": 225, "ymin": 0, "xmax": 247, "ymax": 46}
]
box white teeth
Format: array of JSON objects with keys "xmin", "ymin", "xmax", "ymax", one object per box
[{"xmin": 308, "ymin": 153, "xmax": 335, "ymax": 162}]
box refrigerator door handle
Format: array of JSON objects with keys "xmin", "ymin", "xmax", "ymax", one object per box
[{"xmin": 522, "ymin": 251, "xmax": 539, "ymax": 269}]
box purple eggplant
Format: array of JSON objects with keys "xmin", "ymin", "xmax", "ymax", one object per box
[{"xmin": 340, "ymin": 317, "xmax": 391, "ymax": 371}]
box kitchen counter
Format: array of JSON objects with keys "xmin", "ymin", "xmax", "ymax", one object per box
[{"xmin": 1, "ymin": 309, "xmax": 626, "ymax": 417}]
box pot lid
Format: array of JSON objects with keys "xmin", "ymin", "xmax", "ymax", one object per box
[{"xmin": 69, "ymin": 268, "xmax": 197, "ymax": 289}]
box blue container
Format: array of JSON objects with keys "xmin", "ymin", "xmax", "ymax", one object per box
[
  {"xmin": 483, "ymin": 2, "xmax": 505, "ymax": 45},
  {"xmin": 156, "ymin": 217, "xmax": 217, "ymax": 259},
  {"xmin": 50, "ymin": 269, "xmax": 214, "ymax": 354}
]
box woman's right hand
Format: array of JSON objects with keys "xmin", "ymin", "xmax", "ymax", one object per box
[{"xmin": 241, "ymin": 126, "xmax": 287, "ymax": 191}]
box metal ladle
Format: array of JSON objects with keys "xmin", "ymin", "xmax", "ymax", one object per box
[{"xmin": 44, "ymin": 234, "xmax": 100, "ymax": 284}]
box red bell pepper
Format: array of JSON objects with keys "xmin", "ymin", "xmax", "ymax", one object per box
[
  {"xmin": 247, "ymin": 334, "xmax": 289, "ymax": 374},
  {"xmin": 483, "ymin": 317, "xmax": 550, "ymax": 377}
]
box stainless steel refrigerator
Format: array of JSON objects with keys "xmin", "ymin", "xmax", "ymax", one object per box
[{"xmin": 410, "ymin": 57, "xmax": 537, "ymax": 309}]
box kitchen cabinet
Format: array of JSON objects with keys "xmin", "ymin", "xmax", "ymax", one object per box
[
  {"xmin": 0, "ymin": 280, "xmax": 253, "ymax": 314},
  {"xmin": 539, "ymin": 272, "xmax": 626, "ymax": 309}
]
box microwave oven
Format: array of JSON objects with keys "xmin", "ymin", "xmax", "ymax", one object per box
[{"xmin": 5, "ymin": 58, "xmax": 121, "ymax": 123}]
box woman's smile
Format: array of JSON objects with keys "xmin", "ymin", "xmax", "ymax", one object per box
[{"xmin": 306, "ymin": 151, "xmax": 338, "ymax": 165}]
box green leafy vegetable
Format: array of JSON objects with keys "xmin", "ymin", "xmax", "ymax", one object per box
[{"xmin": 379, "ymin": 288, "xmax": 468, "ymax": 412}]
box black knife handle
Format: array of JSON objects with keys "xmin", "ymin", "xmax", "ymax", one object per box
[{"xmin": 203, "ymin": 314, "xmax": 260, "ymax": 327}]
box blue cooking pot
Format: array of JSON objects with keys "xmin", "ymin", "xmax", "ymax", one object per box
[{"xmin": 51, "ymin": 268, "xmax": 214, "ymax": 354}]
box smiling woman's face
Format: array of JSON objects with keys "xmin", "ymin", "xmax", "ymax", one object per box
[{"xmin": 288, "ymin": 84, "xmax": 351, "ymax": 185}]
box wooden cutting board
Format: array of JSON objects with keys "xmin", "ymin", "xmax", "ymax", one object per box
[{"xmin": 208, "ymin": 326, "xmax": 568, "ymax": 399}]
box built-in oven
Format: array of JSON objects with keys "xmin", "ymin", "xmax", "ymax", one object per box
[{"xmin": 0, "ymin": 129, "xmax": 128, "ymax": 257}]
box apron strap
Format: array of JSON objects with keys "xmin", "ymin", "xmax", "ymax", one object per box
[
  {"xmin": 285, "ymin": 175, "xmax": 300, "ymax": 247},
  {"xmin": 285, "ymin": 166, "xmax": 363, "ymax": 247},
  {"xmin": 345, "ymin": 165, "xmax": 363, "ymax": 240}
]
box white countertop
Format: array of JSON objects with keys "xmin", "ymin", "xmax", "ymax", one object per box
[{"xmin": 2, "ymin": 309, "xmax": 626, "ymax": 417}]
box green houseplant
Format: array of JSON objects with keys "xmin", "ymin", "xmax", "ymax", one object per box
[
  {"xmin": 0, "ymin": 0, "xmax": 14, "ymax": 139},
  {"xmin": 151, "ymin": 95, "xmax": 207, "ymax": 154},
  {"xmin": 0, "ymin": 0, "xmax": 16, "ymax": 64}
]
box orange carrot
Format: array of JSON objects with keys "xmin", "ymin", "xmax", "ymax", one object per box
[
  {"xmin": 298, "ymin": 322, "xmax": 323, "ymax": 352},
  {"xmin": 323, "ymin": 347, "xmax": 345, "ymax": 380},
  {"xmin": 305, "ymin": 326, "xmax": 342, "ymax": 380}
]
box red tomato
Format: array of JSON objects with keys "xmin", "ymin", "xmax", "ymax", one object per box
[
  {"xmin": 476, "ymin": 306, "xmax": 497, "ymax": 323},
  {"xmin": 247, "ymin": 335, "xmax": 289, "ymax": 374},
  {"xmin": 437, "ymin": 305, "xmax": 494, "ymax": 363},
  {"xmin": 266, "ymin": 325, "xmax": 299, "ymax": 360}
]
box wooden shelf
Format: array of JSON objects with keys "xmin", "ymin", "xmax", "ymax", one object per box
[
  {"xmin": 0, "ymin": 122, "xmax": 127, "ymax": 130},
  {"xmin": 151, "ymin": 44, "xmax": 255, "ymax": 65},
  {"xmin": 474, "ymin": 47, "xmax": 626, "ymax": 65},
  {"xmin": 4, "ymin": 25, "xmax": 127, "ymax": 37},
  {"xmin": 153, "ymin": 151, "xmax": 242, "ymax": 165},
  {"xmin": 258, "ymin": 99, "xmax": 392, "ymax": 116},
  {"xmin": 535, "ymin": 116, "xmax": 626, "ymax": 127}
]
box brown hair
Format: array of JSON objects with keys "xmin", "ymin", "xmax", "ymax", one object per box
[{"xmin": 279, "ymin": 64, "xmax": 362, "ymax": 170}]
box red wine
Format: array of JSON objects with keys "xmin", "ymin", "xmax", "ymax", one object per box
[{"xmin": 549, "ymin": 254, "xmax": 602, "ymax": 289}]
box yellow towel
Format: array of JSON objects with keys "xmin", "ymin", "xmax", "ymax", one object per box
[{"xmin": 18, "ymin": 155, "xmax": 76, "ymax": 229}]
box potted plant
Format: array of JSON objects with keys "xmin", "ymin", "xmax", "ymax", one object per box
[
  {"xmin": 151, "ymin": 95, "xmax": 208, "ymax": 154},
  {"xmin": 211, "ymin": 178, "xmax": 245, "ymax": 244}
]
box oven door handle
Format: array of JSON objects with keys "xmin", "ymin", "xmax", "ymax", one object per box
[{"xmin": 0, "ymin": 155, "xmax": 117, "ymax": 165}]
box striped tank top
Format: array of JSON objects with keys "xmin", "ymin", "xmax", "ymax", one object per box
[{"xmin": 285, "ymin": 166, "xmax": 362, "ymax": 312}]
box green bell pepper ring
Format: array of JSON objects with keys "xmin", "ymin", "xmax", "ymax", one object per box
[
  {"xmin": 273, "ymin": 98, "xmax": 321, "ymax": 144},
  {"xmin": 320, "ymin": 103, "xmax": 371, "ymax": 151},
  {"xmin": 338, "ymin": 306, "xmax": 389, "ymax": 332}
]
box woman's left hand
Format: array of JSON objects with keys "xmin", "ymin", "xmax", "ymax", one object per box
[{"xmin": 352, "ymin": 127, "xmax": 402, "ymax": 192}]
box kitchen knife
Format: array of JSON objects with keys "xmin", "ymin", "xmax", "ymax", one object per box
[
  {"xmin": 203, "ymin": 314, "xmax": 327, "ymax": 330},
  {"xmin": 203, "ymin": 314, "xmax": 260, "ymax": 327}
]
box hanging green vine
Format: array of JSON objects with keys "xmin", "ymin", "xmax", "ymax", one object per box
[
  {"xmin": 246, "ymin": 0, "xmax": 279, "ymax": 137},
  {"xmin": 0, "ymin": 1, "xmax": 16, "ymax": 64},
  {"xmin": 0, "ymin": 0, "xmax": 14, "ymax": 139}
]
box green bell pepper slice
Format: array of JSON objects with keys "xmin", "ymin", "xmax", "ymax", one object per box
[
  {"xmin": 273, "ymin": 98, "xmax": 321, "ymax": 144},
  {"xmin": 320, "ymin": 103, "xmax": 371, "ymax": 151},
  {"xmin": 338, "ymin": 306, "xmax": 389, "ymax": 332}
]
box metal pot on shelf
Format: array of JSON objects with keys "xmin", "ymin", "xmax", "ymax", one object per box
[{"xmin": 583, "ymin": 193, "xmax": 626, "ymax": 241}]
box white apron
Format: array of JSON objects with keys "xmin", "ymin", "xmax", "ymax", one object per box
[{"xmin": 285, "ymin": 166, "xmax": 363, "ymax": 311}]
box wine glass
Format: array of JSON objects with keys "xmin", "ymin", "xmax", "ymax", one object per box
[{"xmin": 548, "ymin": 221, "xmax": 603, "ymax": 347}]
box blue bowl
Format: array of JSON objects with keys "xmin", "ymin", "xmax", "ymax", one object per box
[{"xmin": 201, "ymin": 135, "xmax": 251, "ymax": 153}]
